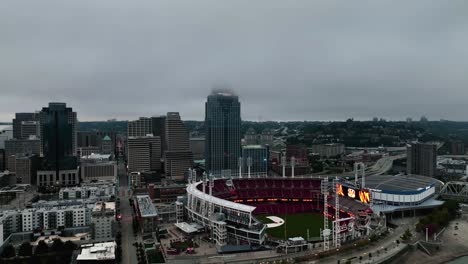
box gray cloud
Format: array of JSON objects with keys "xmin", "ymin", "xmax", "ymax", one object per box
[{"xmin": 1, "ymin": 0, "xmax": 468, "ymax": 121}]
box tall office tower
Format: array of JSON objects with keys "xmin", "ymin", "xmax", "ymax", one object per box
[
  {"xmin": 14, "ymin": 154, "xmax": 41, "ymax": 184},
  {"xmin": 39, "ymin": 102, "xmax": 77, "ymax": 171},
  {"xmin": 164, "ymin": 112, "xmax": 193, "ymax": 181},
  {"xmin": 205, "ymin": 90, "xmax": 241, "ymax": 176},
  {"xmin": 407, "ymin": 142, "xmax": 437, "ymax": 177},
  {"xmin": 0, "ymin": 149, "xmax": 4, "ymax": 171},
  {"xmin": 77, "ymin": 131, "xmax": 100, "ymax": 147},
  {"xmin": 165, "ymin": 112, "xmax": 190, "ymax": 151},
  {"xmin": 127, "ymin": 136, "xmax": 161, "ymax": 173},
  {"xmin": 127, "ymin": 117, "xmax": 152, "ymax": 137},
  {"xmin": 151, "ymin": 116, "xmax": 167, "ymax": 156},
  {"xmin": 4, "ymin": 137, "xmax": 41, "ymax": 170},
  {"xmin": 12, "ymin": 113, "xmax": 40, "ymax": 140}
]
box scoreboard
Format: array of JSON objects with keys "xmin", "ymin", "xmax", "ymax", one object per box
[{"xmin": 336, "ymin": 184, "xmax": 370, "ymax": 204}]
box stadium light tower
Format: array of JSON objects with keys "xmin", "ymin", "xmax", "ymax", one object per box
[
  {"xmin": 281, "ymin": 156, "xmax": 286, "ymax": 178},
  {"xmin": 202, "ymin": 172, "xmax": 207, "ymax": 194},
  {"xmin": 239, "ymin": 157, "xmax": 243, "ymax": 179},
  {"xmin": 247, "ymin": 157, "xmax": 252, "ymax": 178},
  {"xmin": 321, "ymin": 177, "xmax": 331, "ymax": 251},
  {"xmin": 291, "ymin": 156, "xmax": 296, "ymax": 178},
  {"xmin": 334, "ymin": 177, "xmax": 341, "ymax": 248},
  {"xmin": 354, "ymin": 162, "xmax": 365, "ymax": 187}
]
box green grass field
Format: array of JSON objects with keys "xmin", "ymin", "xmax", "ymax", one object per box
[{"xmin": 256, "ymin": 213, "xmax": 328, "ymax": 240}]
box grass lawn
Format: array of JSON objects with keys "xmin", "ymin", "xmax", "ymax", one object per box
[{"xmin": 256, "ymin": 213, "xmax": 328, "ymax": 240}]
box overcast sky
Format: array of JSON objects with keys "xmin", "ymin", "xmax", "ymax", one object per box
[{"xmin": 1, "ymin": 0, "xmax": 467, "ymax": 122}]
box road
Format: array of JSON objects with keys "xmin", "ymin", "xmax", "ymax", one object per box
[{"xmin": 117, "ymin": 161, "xmax": 139, "ymax": 264}]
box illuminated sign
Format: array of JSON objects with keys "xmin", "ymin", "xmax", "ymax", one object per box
[
  {"xmin": 336, "ymin": 184, "xmax": 345, "ymax": 196},
  {"xmin": 358, "ymin": 190, "xmax": 371, "ymax": 204},
  {"xmin": 336, "ymin": 184, "xmax": 370, "ymax": 204}
]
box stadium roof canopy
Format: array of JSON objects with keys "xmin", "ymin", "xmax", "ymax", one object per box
[
  {"xmin": 365, "ymin": 174, "xmax": 443, "ymax": 194},
  {"xmin": 188, "ymin": 182, "xmax": 256, "ymax": 213}
]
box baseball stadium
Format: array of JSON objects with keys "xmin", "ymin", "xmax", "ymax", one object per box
[{"xmin": 185, "ymin": 177, "xmax": 373, "ymax": 248}]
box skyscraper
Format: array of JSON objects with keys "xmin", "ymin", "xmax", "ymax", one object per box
[
  {"xmin": 127, "ymin": 117, "xmax": 152, "ymax": 137},
  {"xmin": 205, "ymin": 90, "xmax": 241, "ymax": 176},
  {"xmin": 151, "ymin": 116, "xmax": 167, "ymax": 156},
  {"xmin": 407, "ymin": 142, "xmax": 437, "ymax": 177},
  {"xmin": 127, "ymin": 136, "xmax": 161, "ymax": 173},
  {"xmin": 39, "ymin": 102, "xmax": 77, "ymax": 171},
  {"xmin": 164, "ymin": 112, "xmax": 192, "ymax": 181},
  {"xmin": 13, "ymin": 113, "xmax": 40, "ymax": 140}
]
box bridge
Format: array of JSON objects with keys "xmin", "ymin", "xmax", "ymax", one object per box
[{"xmin": 439, "ymin": 181, "xmax": 468, "ymax": 202}]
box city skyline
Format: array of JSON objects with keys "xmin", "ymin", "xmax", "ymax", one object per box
[{"xmin": 1, "ymin": 0, "xmax": 468, "ymax": 122}]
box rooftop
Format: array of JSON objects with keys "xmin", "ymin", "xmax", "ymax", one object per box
[
  {"xmin": 365, "ymin": 174, "xmax": 443, "ymax": 193},
  {"xmin": 174, "ymin": 222, "xmax": 201, "ymax": 234},
  {"xmin": 136, "ymin": 195, "xmax": 158, "ymax": 218},
  {"xmin": 243, "ymin": 145, "xmax": 266, "ymax": 149},
  {"xmin": 93, "ymin": 202, "xmax": 116, "ymax": 213},
  {"xmin": 81, "ymin": 153, "xmax": 112, "ymax": 160},
  {"xmin": 77, "ymin": 242, "xmax": 116, "ymax": 261}
]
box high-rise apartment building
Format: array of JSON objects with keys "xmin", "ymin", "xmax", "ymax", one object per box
[
  {"xmin": 12, "ymin": 113, "xmax": 40, "ymax": 140},
  {"xmin": 407, "ymin": 142, "xmax": 437, "ymax": 177},
  {"xmin": 205, "ymin": 91, "xmax": 241, "ymax": 176},
  {"xmin": 91, "ymin": 202, "xmax": 116, "ymax": 240},
  {"xmin": 127, "ymin": 136, "xmax": 161, "ymax": 173},
  {"xmin": 39, "ymin": 103, "xmax": 77, "ymax": 172}
]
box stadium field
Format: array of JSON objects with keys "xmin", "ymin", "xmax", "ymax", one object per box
[{"xmin": 256, "ymin": 213, "xmax": 327, "ymax": 240}]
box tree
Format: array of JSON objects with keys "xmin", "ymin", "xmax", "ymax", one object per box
[
  {"xmin": 51, "ymin": 239, "xmax": 65, "ymax": 252},
  {"xmin": 35, "ymin": 240, "xmax": 49, "ymax": 255},
  {"xmin": 401, "ymin": 229, "xmax": 413, "ymax": 241},
  {"xmin": 18, "ymin": 242, "xmax": 33, "ymax": 257},
  {"xmin": 1, "ymin": 244, "xmax": 16, "ymax": 258},
  {"xmin": 64, "ymin": 241, "xmax": 77, "ymax": 251}
]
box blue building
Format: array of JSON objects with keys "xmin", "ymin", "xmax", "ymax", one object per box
[{"xmin": 205, "ymin": 91, "xmax": 241, "ymax": 176}]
